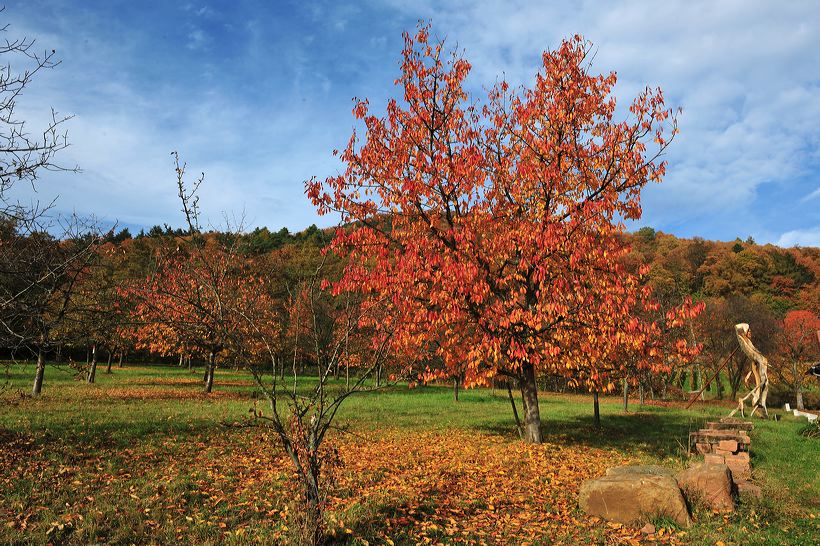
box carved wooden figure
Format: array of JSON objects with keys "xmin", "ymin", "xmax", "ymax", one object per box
[{"xmin": 729, "ymin": 323, "xmax": 769, "ymax": 418}]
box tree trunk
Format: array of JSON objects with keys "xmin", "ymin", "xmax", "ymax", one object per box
[
  {"xmin": 593, "ymin": 391, "xmax": 601, "ymax": 428},
  {"xmin": 118, "ymin": 351, "xmax": 124, "ymax": 368},
  {"xmin": 187, "ymin": 355, "xmax": 192, "ymax": 370},
  {"xmin": 639, "ymin": 383, "xmax": 645, "ymax": 405},
  {"xmin": 106, "ymin": 350, "xmax": 113, "ymax": 374},
  {"xmin": 622, "ymin": 378, "xmax": 629, "ymax": 412},
  {"xmin": 32, "ymin": 347, "xmax": 46, "ymax": 396},
  {"xmin": 376, "ymin": 363, "xmax": 382, "ymax": 387},
  {"xmin": 453, "ymin": 376, "xmax": 459, "ymax": 402},
  {"xmin": 793, "ymin": 361, "xmax": 805, "ymax": 410},
  {"xmin": 87, "ymin": 344, "xmax": 98, "ymax": 383},
  {"xmin": 518, "ymin": 363, "xmax": 542, "ymax": 444},
  {"xmin": 178, "ymin": 353, "xmax": 184, "ymax": 367},
  {"xmin": 301, "ymin": 474, "xmax": 323, "ymax": 546},
  {"xmin": 204, "ymin": 351, "xmax": 215, "ymax": 394},
  {"xmin": 715, "ymin": 370, "xmax": 724, "ymax": 400}
]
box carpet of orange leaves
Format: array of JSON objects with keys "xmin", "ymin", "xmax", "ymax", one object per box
[
  {"xmin": 1, "ymin": 411, "xmax": 691, "ymax": 544},
  {"xmin": 329, "ymin": 429, "xmax": 688, "ymax": 545}
]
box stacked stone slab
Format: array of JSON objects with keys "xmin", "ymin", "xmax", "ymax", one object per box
[{"xmin": 689, "ymin": 417, "xmax": 756, "ymax": 490}]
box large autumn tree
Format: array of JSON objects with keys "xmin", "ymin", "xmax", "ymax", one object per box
[
  {"xmin": 308, "ymin": 28, "xmax": 694, "ymax": 443},
  {"xmin": 776, "ymin": 310, "xmax": 820, "ymax": 410}
]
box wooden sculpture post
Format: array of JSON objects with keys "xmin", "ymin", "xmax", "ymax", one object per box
[{"xmin": 729, "ymin": 323, "xmax": 769, "ymax": 419}]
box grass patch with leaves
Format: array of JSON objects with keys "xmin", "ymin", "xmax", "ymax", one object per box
[{"xmin": 1, "ymin": 363, "xmax": 818, "ymax": 544}]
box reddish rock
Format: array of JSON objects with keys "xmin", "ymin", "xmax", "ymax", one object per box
[
  {"xmin": 736, "ymin": 481, "xmax": 762, "ymax": 499},
  {"xmin": 725, "ymin": 452, "xmax": 750, "ymax": 464},
  {"xmin": 695, "ymin": 442, "xmax": 711, "ymax": 454},
  {"xmin": 714, "ymin": 447, "xmax": 733, "ymax": 456},
  {"xmin": 641, "ymin": 523, "xmax": 656, "ymax": 534},
  {"xmin": 718, "ymin": 440, "xmax": 739, "ymax": 452},
  {"xmin": 708, "ymin": 420, "xmax": 754, "ymax": 431},
  {"xmin": 705, "ymin": 454, "xmax": 725, "ymax": 465},
  {"xmin": 676, "ymin": 463, "xmax": 735, "ymax": 512},
  {"xmin": 579, "ymin": 472, "xmax": 691, "ymax": 527}
]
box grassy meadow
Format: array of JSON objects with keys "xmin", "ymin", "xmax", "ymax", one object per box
[{"xmin": 0, "ymin": 362, "xmax": 818, "ymax": 545}]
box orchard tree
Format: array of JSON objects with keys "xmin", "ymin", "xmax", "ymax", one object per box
[
  {"xmin": 776, "ymin": 310, "xmax": 820, "ymax": 410},
  {"xmin": 308, "ymin": 27, "xmax": 691, "ymax": 443}
]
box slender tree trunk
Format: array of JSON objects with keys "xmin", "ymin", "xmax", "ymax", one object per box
[
  {"xmin": 302, "ymin": 474, "xmax": 322, "ymax": 546},
  {"xmin": 345, "ymin": 359, "xmax": 349, "ymax": 390},
  {"xmin": 518, "ymin": 363, "xmax": 543, "ymax": 444},
  {"xmin": 55, "ymin": 344, "xmax": 62, "ymax": 363},
  {"xmin": 178, "ymin": 353, "xmax": 184, "ymax": 367},
  {"xmin": 204, "ymin": 351, "xmax": 215, "ymax": 394},
  {"xmin": 118, "ymin": 351, "xmax": 125, "ymax": 368},
  {"xmin": 639, "ymin": 383, "xmax": 645, "ymax": 405},
  {"xmin": 716, "ymin": 369, "xmax": 724, "ymax": 400},
  {"xmin": 453, "ymin": 376, "xmax": 459, "ymax": 402},
  {"xmin": 32, "ymin": 347, "xmax": 46, "ymax": 396},
  {"xmin": 187, "ymin": 355, "xmax": 192, "ymax": 370},
  {"xmin": 593, "ymin": 391, "xmax": 601, "ymax": 428},
  {"xmin": 623, "ymin": 378, "xmax": 629, "ymax": 412},
  {"xmin": 87, "ymin": 344, "xmax": 98, "ymax": 384},
  {"xmin": 106, "ymin": 350, "xmax": 113, "ymax": 374},
  {"xmin": 203, "ymin": 364, "xmax": 209, "ymax": 383},
  {"xmin": 506, "ymin": 380, "xmax": 523, "ymax": 439},
  {"xmin": 376, "ymin": 363, "xmax": 382, "ymax": 387},
  {"xmin": 793, "ymin": 361, "xmax": 805, "ymax": 410}
]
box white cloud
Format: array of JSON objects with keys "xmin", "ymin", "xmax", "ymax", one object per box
[
  {"xmin": 777, "ymin": 227, "xmax": 820, "ymax": 248},
  {"xmin": 379, "ymin": 0, "xmax": 820, "ymax": 242},
  {"xmin": 802, "ymin": 186, "xmax": 820, "ymax": 202}
]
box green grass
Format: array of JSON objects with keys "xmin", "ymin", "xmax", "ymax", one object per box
[{"xmin": 1, "ymin": 362, "xmax": 818, "ymax": 545}]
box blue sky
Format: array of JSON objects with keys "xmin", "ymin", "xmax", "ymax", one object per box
[{"xmin": 6, "ymin": 0, "xmax": 820, "ymax": 246}]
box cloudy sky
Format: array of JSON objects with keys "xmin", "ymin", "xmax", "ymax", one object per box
[{"xmin": 6, "ymin": 0, "xmax": 820, "ymax": 246}]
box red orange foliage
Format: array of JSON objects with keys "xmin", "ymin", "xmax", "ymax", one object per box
[{"xmin": 308, "ymin": 27, "xmax": 701, "ymax": 442}]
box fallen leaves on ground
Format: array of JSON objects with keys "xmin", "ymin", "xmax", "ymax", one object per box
[{"xmin": 0, "ymin": 413, "xmax": 693, "ymax": 545}]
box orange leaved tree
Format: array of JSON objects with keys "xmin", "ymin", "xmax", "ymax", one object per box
[
  {"xmin": 777, "ymin": 310, "xmax": 820, "ymax": 410},
  {"xmin": 308, "ymin": 27, "xmax": 689, "ymax": 443}
]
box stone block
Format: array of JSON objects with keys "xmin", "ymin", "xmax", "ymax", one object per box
[
  {"xmin": 718, "ymin": 440, "xmax": 738, "ymax": 452},
  {"xmin": 580, "ymin": 472, "xmax": 691, "ymax": 527},
  {"xmin": 705, "ymin": 454, "xmax": 725, "ymax": 465},
  {"xmin": 676, "ymin": 463, "xmax": 735, "ymax": 512},
  {"xmin": 736, "ymin": 480, "xmax": 762, "ymax": 499}
]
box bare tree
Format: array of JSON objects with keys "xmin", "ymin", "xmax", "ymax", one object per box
[
  {"xmin": 0, "ymin": 216, "xmax": 101, "ymax": 395},
  {"xmin": 168, "ymin": 154, "xmax": 406, "ymax": 544},
  {"xmin": 0, "ymin": 8, "xmax": 76, "ymax": 220}
]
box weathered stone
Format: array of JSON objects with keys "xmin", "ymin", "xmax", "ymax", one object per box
[
  {"xmin": 725, "ymin": 452, "xmax": 750, "ymax": 464},
  {"xmin": 640, "ymin": 523, "xmax": 656, "ymax": 534},
  {"xmin": 690, "ymin": 430, "xmax": 750, "ymax": 445},
  {"xmin": 579, "ymin": 472, "xmax": 691, "ymax": 527},
  {"xmin": 719, "ymin": 417, "xmax": 755, "ymax": 430},
  {"xmin": 714, "ymin": 447, "xmax": 733, "ymax": 456},
  {"xmin": 676, "ymin": 463, "xmax": 735, "ymax": 512},
  {"xmin": 718, "ymin": 440, "xmax": 738, "ymax": 452},
  {"xmin": 606, "ymin": 465, "xmax": 674, "ymax": 477},
  {"xmin": 736, "ymin": 481, "xmax": 762, "ymax": 499},
  {"xmin": 705, "ymin": 453, "xmax": 725, "ymax": 465},
  {"xmin": 695, "ymin": 442, "xmax": 711, "ymax": 454},
  {"xmin": 707, "ymin": 420, "xmax": 754, "ymax": 431},
  {"xmin": 725, "ymin": 460, "xmax": 751, "ymax": 481}
]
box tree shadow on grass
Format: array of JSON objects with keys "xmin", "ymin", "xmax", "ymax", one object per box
[{"xmin": 478, "ymin": 407, "xmax": 710, "ymax": 460}]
